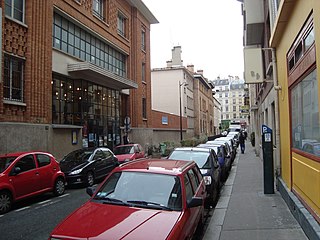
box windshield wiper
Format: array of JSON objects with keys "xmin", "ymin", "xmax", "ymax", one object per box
[
  {"xmin": 127, "ymin": 200, "xmax": 172, "ymax": 211},
  {"xmin": 93, "ymin": 196, "xmax": 130, "ymax": 206}
]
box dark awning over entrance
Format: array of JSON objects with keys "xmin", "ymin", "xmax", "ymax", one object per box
[{"xmin": 68, "ymin": 62, "xmax": 138, "ymax": 90}]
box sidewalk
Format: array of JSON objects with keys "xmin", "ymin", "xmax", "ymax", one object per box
[{"xmin": 203, "ymin": 143, "xmax": 308, "ymax": 240}]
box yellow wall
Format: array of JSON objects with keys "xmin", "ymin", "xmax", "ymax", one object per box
[{"xmin": 276, "ymin": 0, "xmax": 320, "ymax": 216}]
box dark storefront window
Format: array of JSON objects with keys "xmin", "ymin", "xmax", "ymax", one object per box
[
  {"xmin": 53, "ymin": 13, "xmax": 126, "ymax": 77},
  {"xmin": 52, "ymin": 75, "xmax": 121, "ymax": 149}
]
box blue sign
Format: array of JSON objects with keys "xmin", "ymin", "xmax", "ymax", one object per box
[{"xmin": 262, "ymin": 125, "xmax": 272, "ymax": 134}]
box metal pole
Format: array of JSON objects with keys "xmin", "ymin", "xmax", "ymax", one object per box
[{"xmin": 179, "ymin": 81, "xmax": 183, "ymax": 141}]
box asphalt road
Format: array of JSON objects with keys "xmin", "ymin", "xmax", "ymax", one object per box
[
  {"xmin": 0, "ymin": 185, "xmax": 216, "ymax": 240},
  {"xmin": 0, "ymin": 186, "xmax": 90, "ymax": 240}
]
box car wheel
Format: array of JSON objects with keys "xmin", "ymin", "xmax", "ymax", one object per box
[
  {"xmin": 53, "ymin": 178, "xmax": 65, "ymax": 196},
  {"xmin": 86, "ymin": 172, "xmax": 95, "ymax": 187},
  {"xmin": 0, "ymin": 191, "xmax": 12, "ymax": 214}
]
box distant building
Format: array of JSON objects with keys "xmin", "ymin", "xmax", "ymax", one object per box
[
  {"xmin": 212, "ymin": 77, "xmax": 248, "ymax": 129},
  {"xmin": 151, "ymin": 46, "xmax": 216, "ymax": 143}
]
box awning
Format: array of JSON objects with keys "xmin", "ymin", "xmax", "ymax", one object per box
[{"xmin": 68, "ymin": 62, "xmax": 138, "ymax": 90}]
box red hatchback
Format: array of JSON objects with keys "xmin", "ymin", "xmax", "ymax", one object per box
[
  {"xmin": 0, "ymin": 151, "xmax": 65, "ymax": 214},
  {"xmin": 49, "ymin": 159, "xmax": 206, "ymax": 240},
  {"xmin": 113, "ymin": 143, "xmax": 145, "ymax": 164}
]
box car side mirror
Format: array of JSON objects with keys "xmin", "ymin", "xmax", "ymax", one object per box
[
  {"xmin": 187, "ymin": 197, "xmax": 203, "ymax": 208},
  {"xmin": 11, "ymin": 167, "xmax": 22, "ymax": 176},
  {"xmin": 86, "ymin": 187, "xmax": 96, "ymax": 197}
]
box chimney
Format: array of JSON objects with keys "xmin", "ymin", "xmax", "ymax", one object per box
[
  {"xmin": 187, "ymin": 64, "xmax": 194, "ymax": 73},
  {"xmin": 167, "ymin": 46, "xmax": 183, "ymax": 67},
  {"xmin": 197, "ymin": 70, "xmax": 204, "ymax": 75}
]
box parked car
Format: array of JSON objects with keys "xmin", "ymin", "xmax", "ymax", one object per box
[
  {"xmin": 302, "ymin": 142, "xmax": 320, "ymax": 156},
  {"xmin": 167, "ymin": 147, "xmax": 221, "ymax": 207},
  {"xmin": 49, "ymin": 159, "xmax": 205, "ymax": 240},
  {"xmin": 0, "ymin": 151, "xmax": 65, "ymax": 214},
  {"xmin": 227, "ymin": 132, "xmax": 240, "ymax": 147},
  {"xmin": 197, "ymin": 143, "xmax": 229, "ymax": 181},
  {"xmin": 113, "ymin": 143, "xmax": 145, "ymax": 164},
  {"xmin": 207, "ymin": 139, "xmax": 235, "ymax": 164},
  {"xmin": 59, "ymin": 147, "xmax": 119, "ymax": 187},
  {"xmin": 215, "ymin": 137, "xmax": 238, "ymax": 161}
]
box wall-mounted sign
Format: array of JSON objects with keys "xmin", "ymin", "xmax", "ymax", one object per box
[{"xmin": 244, "ymin": 47, "xmax": 264, "ymax": 84}]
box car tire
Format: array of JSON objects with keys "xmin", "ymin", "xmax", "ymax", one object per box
[
  {"xmin": 53, "ymin": 178, "xmax": 65, "ymax": 196},
  {"xmin": 86, "ymin": 172, "xmax": 95, "ymax": 187},
  {"xmin": 0, "ymin": 191, "xmax": 12, "ymax": 214}
]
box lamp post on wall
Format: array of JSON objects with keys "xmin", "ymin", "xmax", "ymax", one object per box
[{"xmin": 179, "ymin": 81, "xmax": 188, "ymax": 141}]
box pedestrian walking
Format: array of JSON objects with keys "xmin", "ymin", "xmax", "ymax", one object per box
[{"xmin": 239, "ymin": 131, "xmax": 246, "ymax": 153}]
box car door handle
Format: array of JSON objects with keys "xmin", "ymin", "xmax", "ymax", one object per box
[{"xmin": 35, "ymin": 172, "xmax": 39, "ymax": 175}]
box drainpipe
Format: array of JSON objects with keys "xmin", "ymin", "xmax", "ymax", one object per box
[{"xmin": 271, "ymin": 48, "xmax": 281, "ymax": 184}]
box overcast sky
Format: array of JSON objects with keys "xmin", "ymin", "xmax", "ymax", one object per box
[{"xmin": 142, "ymin": 0, "xmax": 244, "ymax": 81}]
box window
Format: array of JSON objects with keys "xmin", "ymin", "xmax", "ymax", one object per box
[
  {"xmin": 225, "ymin": 92, "xmax": 228, "ymax": 97},
  {"xmin": 36, "ymin": 154, "xmax": 51, "ymax": 167},
  {"xmin": 3, "ymin": 55, "xmax": 24, "ymax": 102},
  {"xmin": 117, "ymin": 12, "xmax": 127, "ymax": 37},
  {"xmin": 14, "ymin": 155, "xmax": 36, "ymax": 173},
  {"xmin": 184, "ymin": 175, "xmax": 194, "ymax": 202},
  {"xmin": 233, "ymin": 99, "xmax": 236, "ymax": 104},
  {"xmin": 142, "ymin": 63, "xmax": 146, "ymax": 82},
  {"xmin": 233, "ymin": 106, "xmax": 236, "ymax": 111},
  {"xmin": 53, "ymin": 13, "xmax": 127, "ymax": 77},
  {"xmin": 142, "ymin": 98, "xmax": 147, "ymax": 119},
  {"xmin": 5, "ymin": 0, "xmax": 24, "ymax": 22},
  {"xmin": 225, "ymin": 100, "xmax": 228, "ymax": 104},
  {"xmin": 225, "ymin": 106, "xmax": 229, "ymax": 112},
  {"xmin": 141, "ymin": 29, "xmax": 146, "ymax": 51},
  {"xmin": 93, "ymin": 0, "xmax": 104, "ymax": 19},
  {"xmin": 188, "ymin": 169, "xmax": 199, "ymax": 192},
  {"xmin": 233, "ymin": 113, "xmax": 237, "ymax": 119},
  {"xmin": 291, "ymin": 69, "xmax": 319, "ymax": 156}
]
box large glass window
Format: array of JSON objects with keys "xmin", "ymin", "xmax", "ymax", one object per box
[
  {"xmin": 3, "ymin": 55, "xmax": 24, "ymax": 102},
  {"xmin": 291, "ymin": 69, "xmax": 320, "ymax": 156},
  {"xmin": 53, "ymin": 13, "xmax": 126, "ymax": 77},
  {"xmin": 5, "ymin": 0, "xmax": 24, "ymax": 22}
]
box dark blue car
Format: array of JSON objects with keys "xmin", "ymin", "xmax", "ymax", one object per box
[
  {"xmin": 167, "ymin": 147, "xmax": 221, "ymax": 208},
  {"xmin": 197, "ymin": 143, "xmax": 230, "ymax": 182}
]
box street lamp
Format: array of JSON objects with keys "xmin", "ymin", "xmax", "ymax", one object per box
[{"xmin": 179, "ymin": 81, "xmax": 188, "ymax": 141}]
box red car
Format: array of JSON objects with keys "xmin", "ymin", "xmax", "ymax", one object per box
[
  {"xmin": 113, "ymin": 143, "xmax": 145, "ymax": 164},
  {"xmin": 49, "ymin": 159, "xmax": 206, "ymax": 240},
  {"xmin": 0, "ymin": 151, "xmax": 65, "ymax": 214}
]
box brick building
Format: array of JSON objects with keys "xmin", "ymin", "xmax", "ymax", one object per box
[{"xmin": 0, "ymin": 0, "xmax": 157, "ymax": 159}]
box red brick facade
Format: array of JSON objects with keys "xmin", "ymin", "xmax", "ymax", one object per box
[
  {"xmin": 152, "ymin": 110, "xmax": 187, "ymax": 130},
  {"xmin": 1, "ymin": 0, "xmax": 154, "ymax": 128}
]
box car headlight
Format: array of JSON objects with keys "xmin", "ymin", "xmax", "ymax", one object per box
[
  {"xmin": 69, "ymin": 169, "xmax": 82, "ymax": 175},
  {"xmin": 203, "ymin": 176, "xmax": 212, "ymax": 185}
]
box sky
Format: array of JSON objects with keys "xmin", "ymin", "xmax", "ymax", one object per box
[{"xmin": 142, "ymin": 0, "xmax": 244, "ymax": 81}]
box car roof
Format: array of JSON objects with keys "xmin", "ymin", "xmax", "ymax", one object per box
[
  {"xmin": 171, "ymin": 147, "xmax": 212, "ymax": 153},
  {"xmin": 115, "ymin": 144, "xmax": 136, "ymax": 148},
  {"xmin": 0, "ymin": 151, "xmax": 52, "ymax": 158},
  {"xmin": 118, "ymin": 158, "xmax": 195, "ymax": 175}
]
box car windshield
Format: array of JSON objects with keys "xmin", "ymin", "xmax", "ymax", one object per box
[
  {"xmin": 114, "ymin": 146, "xmax": 134, "ymax": 155},
  {"xmin": 62, "ymin": 149, "xmax": 93, "ymax": 163},
  {"xmin": 93, "ymin": 171, "xmax": 182, "ymax": 211},
  {"xmin": 168, "ymin": 150, "xmax": 211, "ymax": 169},
  {"xmin": 0, "ymin": 156, "xmax": 16, "ymax": 173}
]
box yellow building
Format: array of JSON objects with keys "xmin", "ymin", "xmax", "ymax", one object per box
[
  {"xmin": 272, "ymin": 0, "xmax": 320, "ymax": 223},
  {"xmin": 241, "ymin": 0, "xmax": 320, "ymax": 237}
]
